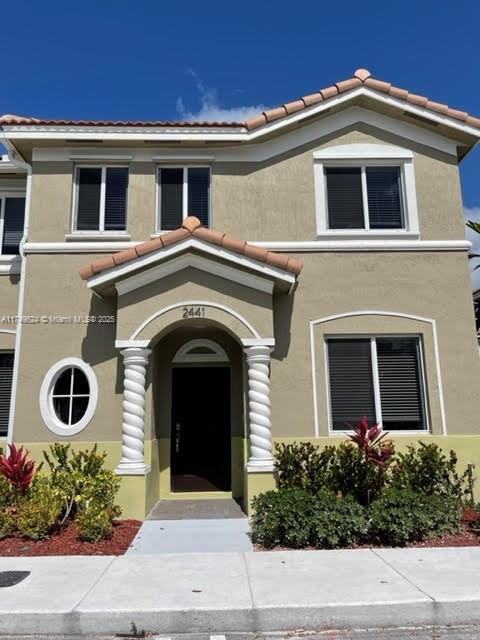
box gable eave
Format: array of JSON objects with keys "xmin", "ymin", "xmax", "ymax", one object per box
[{"xmin": 85, "ymin": 236, "xmax": 296, "ymax": 296}]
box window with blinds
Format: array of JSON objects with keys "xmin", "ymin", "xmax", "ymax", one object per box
[
  {"xmin": 0, "ymin": 351, "xmax": 14, "ymax": 437},
  {"xmin": 327, "ymin": 336, "xmax": 426, "ymax": 431},
  {"xmin": 325, "ymin": 165, "xmax": 404, "ymax": 230},
  {"xmin": 158, "ymin": 167, "xmax": 210, "ymax": 230},
  {"xmin": 0, "ymin": 197, "xmax": 26, "ymax": 254},
  {"xmin": 327, "ymin": 339, "xmax": 376, "ymax": 429},
  {"xmin": 75, "ymin": 167, "xmax": 128, "ymax": 232},
  {"xmin": 326, "ymin": 168, "xmax": 364, "ymax": 229}
]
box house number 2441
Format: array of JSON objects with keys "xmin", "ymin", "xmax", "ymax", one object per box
[{"xmin": 182, "ymin": 306, "xmax": 206, "ymax": 319}]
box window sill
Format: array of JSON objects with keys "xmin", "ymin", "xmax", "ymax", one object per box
[
  {"xmin": 0, "ymin": 255, "xmax": 21, "ymax": 275},
  {"xmin": 316, "ymin": 231, "xmax": 420, "ymax": 241},
  {"xmin": 65, "ymin": 233, "xmax": 132, "ymax": 242},
  {"xmin": 329, "ymin": 430, "xmax": 430, "ymax": 436}
]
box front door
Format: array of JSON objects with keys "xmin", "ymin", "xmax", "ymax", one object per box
[{"xmin": 171, "ymin": 367, "xmax": 231, "ymax": 492}]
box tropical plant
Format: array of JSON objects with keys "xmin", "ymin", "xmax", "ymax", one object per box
[
  {"xmin": 0, "ymin": 444, "xmax": 37, "ymax": 493},
  {"xmin": 347, "ymin": 416, "xmax": 395, "ymax": 466}
]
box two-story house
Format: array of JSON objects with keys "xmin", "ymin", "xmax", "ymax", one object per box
[{"xmin": 1, "ymin": 68, "xmax": 480, "ymax": 518}]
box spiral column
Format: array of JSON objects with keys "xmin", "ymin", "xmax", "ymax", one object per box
[
  {"xmin": 116, "ymin": 347, "xmax": 152, "ymax": 475},
  {"xmin": 245, "ymin": 345, "xmax": 274, "ymax": 472}
]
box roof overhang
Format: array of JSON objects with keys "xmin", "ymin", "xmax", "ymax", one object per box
[
  {"xmin": 2, "ymin": 87, "xmax": 479, "ymax": 157},
  {"xmin": 85, "ymin": 236, "xmax": 296, "ymax": 297}
]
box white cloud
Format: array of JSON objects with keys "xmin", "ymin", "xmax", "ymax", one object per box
[
  {"xmin": 464, "ymin": 206, "xmax": 480, "ymax": 289},
  {"xmin": 176, "ymin": 70, "xmax": 267, "ymax": 122}
]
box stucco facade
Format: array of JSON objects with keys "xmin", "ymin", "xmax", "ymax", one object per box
[{"xmin": 1, "ymin": 72, "xmax": 480, "ymax": 517}]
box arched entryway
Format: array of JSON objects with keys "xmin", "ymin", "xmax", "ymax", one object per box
[{"xmin": 151, "ymin": 326, "xmax": 245, "ymax": 500}]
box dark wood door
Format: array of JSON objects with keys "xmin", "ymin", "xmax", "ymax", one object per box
[{"xmin": 171, "ymin": 367, "xmax": 231, "ymax": 492}]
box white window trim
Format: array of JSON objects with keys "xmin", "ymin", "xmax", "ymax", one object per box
[
  {"xmin": 324, "ymin": 334, "xmax": 429, "ymax": 435},
  {"xmin": 39, "ymin": 357, "xmax": 98, "ymax": 436},
  {"xmin": 173, "ymin": 338, "xmax": 229, "ymax": 363},
  {"xmin": 156, "ymin": 165, "xmax": 211, "ymax": 233},
  {"xmin": 0, "ymin": 192, "xmax": 26, "ymax": 256},
  {"xmin": 71, "ymin": 165, "xmax": 129, "ymax": 235},
  {"xmin": 313, "ymin": 144, "xmax": 419, "ymax": 239}
]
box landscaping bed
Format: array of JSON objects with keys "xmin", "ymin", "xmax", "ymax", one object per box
[
  {"xmin": 251, "ymin": 418, "xmax": 480, "ymax": 550},
  {"xmin": 0, "ymin": 442, "xmax": 133, "ymax": 552},
  {"xmin": 0, "ymin": 519, "xmax": 141, "ymax": 556}
]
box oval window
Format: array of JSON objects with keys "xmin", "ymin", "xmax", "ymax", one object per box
[{"xmin": 40, "ymin": 358, "xmax": 98, "ymax": 436}]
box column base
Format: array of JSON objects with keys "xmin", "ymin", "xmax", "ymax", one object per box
[
  {"xmin": 244, "ymin": 466, "xmax": 276, "ymax": 516},
  {"xmin": 115, "ymin": 459, "xmax": 151, "ymax": 476}
]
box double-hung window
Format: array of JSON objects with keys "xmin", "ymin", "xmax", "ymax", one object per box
[
  {"xmin": 74, "ymin": 166, "xmax": 128, "ymax": 233},
  {"xmin": 0, "ymin": 351, "xmax": 14, "ymax": 437},
  {"xmin": 314, "ymin": 144, "xmax": 419, "ymax": 236},
  {"xmin": 157, "ymin": 166, "xmax": 210, "ymax": 231},
  {"xmin": 0, "ymin": 197, "xmax": 26, "ymax": 254},
  {"xmin": 326, "ymin": 336, "xmax": 427, "ymax": 431}
]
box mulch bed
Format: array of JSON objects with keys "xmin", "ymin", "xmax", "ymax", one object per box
[{"xmin": 0, "ymin": 519, "xmax": 141, "ymax": 556}]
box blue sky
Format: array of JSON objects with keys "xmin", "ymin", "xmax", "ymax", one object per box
[{"xmin": 1, "ymin": 0, "xmax": 479, "ymax": 274}]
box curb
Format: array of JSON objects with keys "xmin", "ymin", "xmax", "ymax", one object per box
[{"xmin": 3, "ymin": 600, "xmax": 480, "ymax": 635}]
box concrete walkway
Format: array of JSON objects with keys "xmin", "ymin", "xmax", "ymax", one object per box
[
  {"xmin": 127, "ymin": 518, "xmax": 253, "ymax": 553},
  {"xmin": 1, "ymin": 547, "xmax": 480, "ymax": 635},
  {"xmin": 128, "ymin": 498, "xmax": 252, "ymax": 554}
]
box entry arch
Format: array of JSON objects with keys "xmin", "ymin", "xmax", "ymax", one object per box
[{"xmin": 130, "ymin": 300, "xmax": 261, "ymax": 344}]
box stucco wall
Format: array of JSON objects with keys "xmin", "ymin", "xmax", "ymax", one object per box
[
  {"xmin": 9, "ymin": 244, "xmax": 480, "ymax": 447},
  {"xmin": 27, "ymin": 124, "xmax": 465, "ymax": 244},
  {"xmin": 270, "ymin": 250, "xmax": 480, "ymax": 437}
]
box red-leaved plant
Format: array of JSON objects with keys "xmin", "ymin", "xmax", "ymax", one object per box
[
  {"xmin": 347, "ymin": 416, "xmax": 395, "ymax": 466},
  {"xmin": 0, "ymin": 443, "xmax": 37, "ymax": 492}
]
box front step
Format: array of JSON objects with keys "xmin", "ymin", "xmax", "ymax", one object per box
[{"xmin": 147, "ymin": 498, "xmax": 246, "ymax": 520}]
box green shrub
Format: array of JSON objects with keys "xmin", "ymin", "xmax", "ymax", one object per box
[
  {"xmin": 310, "ymin": 491, "xmax": 368, "ymax": 548},
  {"xmin": 43, "ymin": 443, "xmax": 121, "ymax": 527},
  {"xmin": 274, "ymin": 442, "xmax": 337, "ymax": 493},
  {"xmin": 390, "ymin": 442, "xmax": 466, "ymax": 500},
  {"xmin": 251, "ymin": 488, "xmax": 368, "ymax": 549},
  {"xmin": 0, "ymin": 509, "xmax": 15, "ymax": 539},
  {"xmin": 275, "ymin": 441, "xmax": 391, "ymax": 505},
  {"xmin": 77, "ymin": 506, "xmax": 114, "ymax": 542},
  {"xmin": 0, "ymin": 476, "xmax": 13, "ymax": 510},
  {"xmin": 16, "ymin": 477, "xmax": 62, "ymax": 540},
  {"xmin": 251, "ymin": 488, "xmax": 314, "ymax": 548},
  {"xmin": 369, "ymin": 488, "xmax": 460, "ymax": 546}
]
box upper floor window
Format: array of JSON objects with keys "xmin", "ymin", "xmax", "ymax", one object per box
[
  {"xmin": 157, "ymin": 166, "xmax": 210, "ymax": 231},
  {"xmin": 74, "ymin": 166, "xmax": 128, "ymax": 233},
  {"xmin": 326, "ymin": 166, "xmax": 403, "ymax": 230},
  {"xmin": 326, "ymin": 336, "xmax": 427, "ymax": 432},
  {"xmin": 0, "ymin": 197, "xmax": 26, "ymax": 254},
  {"xmin": 314, "ymin": 144, "xmax": 419, "ymax": 237}
]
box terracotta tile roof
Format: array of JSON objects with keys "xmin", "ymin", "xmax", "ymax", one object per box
[
  {"xmin": 2, "ymin": 68, "xmax": 480, "ymax": 133},
  {"xmin": 79, "ymin": 216, "xmax": 303, "ymax": 281},
  {"xmin": 0, "ymin": 114, "xmax": 241, "ymax": 127},
  {"xmin": 244, "ymin": 68, "xmax": 480, "ymax": 131}
]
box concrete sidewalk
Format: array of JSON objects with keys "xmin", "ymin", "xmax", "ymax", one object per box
[{"xmin": 1, "ymin": 547, "xmax": 480, "ymax": 635}]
